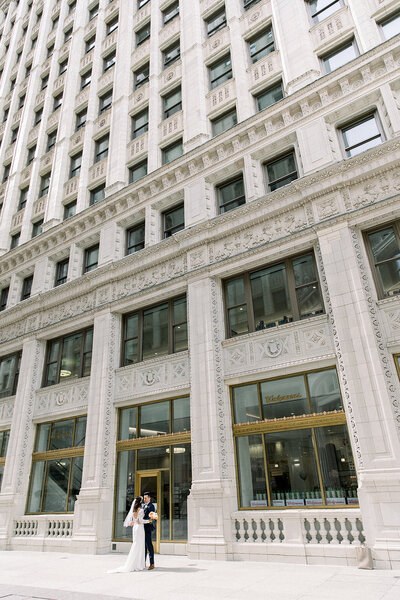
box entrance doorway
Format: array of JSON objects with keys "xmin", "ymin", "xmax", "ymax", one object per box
[{"xmin": 137, "ymin": 470, "xmax": 160, "ymax": 553}]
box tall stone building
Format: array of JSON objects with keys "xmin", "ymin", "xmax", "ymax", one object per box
[{"xmin": 0, "ymin": 0, "xmax": 399, "ymax": 569}]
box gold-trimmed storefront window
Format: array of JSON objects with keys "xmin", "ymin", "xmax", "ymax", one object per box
[
  {"xmin": 26, "ymin": 416, "xmax": 86, "ymax": 514},
  {"xmin": 114, "ymin": 396, "xmax": 191, "ymax": 542},
  {"xmin": 0, "ymin": 429, "xmax": 10, "ymax": 490},
  {"xmin": 232, "ymin": 368, "xmax": 358, "ymax": 509}
]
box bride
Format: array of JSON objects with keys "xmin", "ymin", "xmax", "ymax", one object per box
[{"xmin": 108, "ymin": 496, "xmax": 149, "ymax": 573}]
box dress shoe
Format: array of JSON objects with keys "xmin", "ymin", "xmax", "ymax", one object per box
[{"xmin": 148, "ymin": 564, "xmax": 154, "ymax": 570}]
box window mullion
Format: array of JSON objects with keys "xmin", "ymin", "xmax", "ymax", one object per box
[
  {"xmin": 57, "ymin": 338, "xmax": 63, "ymax": 384},
  {"xmin": 139, "ymin": 311, "xmax": 143, "ymax": 362},
  {"xmin": 169, "ymin": 300, "xmax": 173, "ymax": 354},
  {"xmin": 286, "ymin": 258, "xmax": 300, "ymax": 321},
  {"xmin": 65, "ymin": 454, "xmax": 74, "ymax": 512},
  {"xmin": 245, "ymin": 273, "xmax": 255, "ymax": 332},
  {"xmin": 311, "ymin": 427, "xmax": 327, "ymax": 506},
  {"xmin": 39, "ymin": 460, "xmax": 49, "ymax": 512}
]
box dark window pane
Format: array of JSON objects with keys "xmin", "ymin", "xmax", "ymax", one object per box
[
  {"xmin": 249, "ymin": 27, "xmax": 274, "ymax": 63},
  {"xmin": 127, "ymin": 223, "xmax": 145, "ymax": 254},
  {"xmin": 250, "ymin": 263, "xmax": 292, "ymax": 329},
  {"xmin": 172, "ymin": 443, "xmax": 191, "ymax": 540},
  {"xmin": 212, "ymin": 109, "xmax": 237, "ymax": 136},
  {"xmin": 74, "ymin": 416, "xmax": 87, "ymax": 446},
  {"xmin": 210, "ymin": 56, "xmax": 232, "ymax": 89},
  {"xmin": 236, "ymin": 435, "xmax": 268, "ymax": 507},
  {"xmin": 219, "ymin": 177, "xmax": 245, "ymax": 213},
  {"xmin": 206, "ymin": 9, "xmax": 226, "ymax": 37},
  {"xmin": 142, "ymin": 303, "xmax": 169, "ymax": 360},
  {"xmin": 43, "ymin": 458, "xmax": 70, "ymax": 512},
  {"xmin": 267, "ymin": 153, "xmax": 297, "ymax": 191},
  {"xmin": 307, "ymin": 369, "xmax": 343, "ymax": 413},
  {"xmin": 119, "ymin": 406, "xmax": 138, "ymax": 440},
  {"xmin": 261, "ymin": 375, "xmax": 308, "ymax": 419},
  {"xmin": 233, "ymin": 384, "xmax": 260, "ymax": 424},
  {"xmin": 164, "ymin": 204, "xmax": 184, "ymax": 237},
  {"xmin": 256, "ymin": 82, "xmax": 283, "ymax": 111},
  {"xmin": 368, "ymin": 227, "xmax": 400, "ymax": 297},
  {"xmin": 137, "ymin": 446, "xmax": 170, "ymax": 470},
  {"xmin": 140, "ymin": 401, "xmax": 169, "ymax": 437},
  {"xmin": 49, "ymin": 419, "xmax": 74, "ymax": 450},
  {"xmin": 114, "ymin": 449, "xmax": 136, "ymax": 539},
  {"xmin": 310, "ymin": 0, "xmax": 343, "ymax": 23},
  {"xmin": 173, "ymin": 396, "xmax": 190, "ymax": 432},
  {"xmin": 26, "ymin": 460, "xmax": 46, "ymax": 512},
  {"xmin": 60, "ymin": 333, "xmax": 83, "ymax": 381},
  {"xmin": 67, "ymin": 455, "xmax": 83, "ymax": 511}
]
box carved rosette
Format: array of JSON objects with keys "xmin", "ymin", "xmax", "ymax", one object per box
[{"xmin": 315, "ymin": 242, "xmax": 363, "ymax": 469}]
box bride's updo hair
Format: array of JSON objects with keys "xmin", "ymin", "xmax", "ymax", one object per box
[{"xmin": 133, "ymin": 496, "xmax": 142, "ymax": 512}]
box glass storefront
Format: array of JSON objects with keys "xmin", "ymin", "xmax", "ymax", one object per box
[
  {"xmin": 232, "ymin": 368, "xmax": 358, "ymax": 508},
  {"xmin": 114, "ymin": 396, "xmax": 191, "ymax": 542},
  {"xmin": 26, "ymin": 416, "xmax": 86, "ymax": 513}
]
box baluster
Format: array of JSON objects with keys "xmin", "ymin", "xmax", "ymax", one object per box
[
  {"xmin": 324, "ymin": 518, "xmax": 333, "ymax": 544},
  {"xmin": 268, "ymin": 518, "xmax": 276, "ymax": 543},
  {"xmin": 251, "ymin": 518, "xmax": 258, "ymax": 542},
  {"xmin": 334, "ymin": 518, "xmax": 343, "ymax": 544},
  {"xmin": 243, "ymin": 518, "xmax": 249, "ymax": 542},
  {"xmin": 355, "ymin": 518, "xmax": 366, "ymax": 544},
  {"xmin": 234, "ymin": 519, "xmax": 241, "ymax": 541},
  {"xmin": 304, "ymin": 518, "xmax": 313, "ymax": 543},
  {"xmin": 277, "ymin": 518, "xmax": 284, "ymax": 542},
  {"xmin": 314, "ymin": 518, "xmax": 322, "ymax": 544},
  {"xmin": 345, "ymin": 517, "xmax": 356, "ymax": 544},
  {"xmin": 260, "ymin": 519, "xmax": 267, "ymax": 542}
]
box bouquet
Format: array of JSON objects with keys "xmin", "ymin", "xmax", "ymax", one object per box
[{"xmin": 149, "ymin": 511, "xmax": 158, "ymax": 520}]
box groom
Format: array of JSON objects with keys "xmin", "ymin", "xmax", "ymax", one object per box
[{"xmin": 143, "ymin": 492, "xmax": 155, "ymax": 570}]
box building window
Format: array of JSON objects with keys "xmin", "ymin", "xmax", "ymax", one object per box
[
  {"xmin": 99, "ymin": 89, "xmax": 113, "ymax": 114},
  {"xmin": 365, "ymin": 222, "xmax": 400, "ymax": 298},
  {"xmin": 26, "ymin": 416, "xmax": 86, "ymax": 513},
  {"xmin": 138, "ymin": 0, "xmax": 150, "ymax": 8},
  {"xmin": 206, "ymin": 7, "xmax": 226, "ymax": 37},
  {"xmin": 43, "ymin": 329, "xmax": 93, "ymax": 387},
  {"xmin": 244, "ymin": 0, "xmax": 261, "ymax": 9},
  {"xmin": 40, "ymin": 74, "xmax": 48, "ymax": 90},
  {"xmin": 46, "ymin": 43, "xmax": 54, "ymax": 58},
  {"xmin": 64, "ymin": 26, "xmax": 73, "ymax": 44},
  {"xmin": 2, "ymin": 164, "xmax": 10, "ymax": 183},
  {"xmin": 63, "ymin": 200, "xmax": 76, "ymax": 220},
  {"xmin": 129, "ymin": 160, "xmax": 148, "ymax": 183},
  {"xmin": 114, "ymin": 397, "xmax": 191, "ymax": 541},
  {"xmin": 0, "ymin": 351, "xmax": 21, "ymax": 398},
  {"xmin": 256, "ymin": 81, "xmax": 284, "ymax": 111},
  {"xmin": 163, "ymin": 1, "xmax": 179, "ymax": 25},
  {"xmin": 47, "ymin": 130, "xmax": 57, "ymax": 152},
  {"xmin": 126, "ymin": 223, "xmax": 145, "ymax": 254},
  {"xmin": 163, "ymin": 39, "xmax": 180, "ymax": 69},
  {"xmin": 106, "ymin": 16, "xmax": 118, "ymax": 36},
  {"xmin": 134, "ymin": 63, "xmax": 149, "ymax": 89},
  {"xmin": 218, "ymin": 176, "xmax": 245, "ymax": 214},
  {"xmin": 31, "ymin": 36, "xmax": 37, "ymax": 50},
  {"xmin": 10, "ymin": 232, "xmax": 20, "ymax": 250},
  {"xmin": 0, "ymin": 428, "xmax": 10, "ymax": 488},
  {"xmin": 18, "ymin": 187, "xmax": 29, "ymax": 211},
  {"xmin": 341, "ymin": 113, "xmax": 383, "ymax": 158},
  {"xmin": 53, "ymin": 93, "xmax": 63, "ymax": 112},
  {"xmin": 249, "ymin": 26, "xmax": 275, "ymax": 63},
  {"xmin": 55, "ymin": 258, "xmax": 69, "ymax": 286},
  {"xmin": 70, "ymin": 152, "xmax": 82, "ymax": 178},
  {"xmin": 76, "ymin": 107, "xmax": 87, "ymax": 131},
  {"xmin": 10, "ymin": 127, "xmax": 19, "ymax": 144},
  {"xmin": 94, "ymin": 135, "xmax": 109, "ymax": 162},
  {"xmin": 322, "ymin": 39, "xmax": 358, "ymax": 73},
  {"xmin": 59, "ymin": 58, "xmax": 68, "ymax": 75},
  {"xmin": 308, "ymin": 0, "xmax": 344, "ymax": 24},
  {"xmin": 2, "ymin": 107, "xmax": 9, "ymax": 122},
  {"xmin": 68, "ymin": 0, "xmax": 77, "ymax": 14},
  {"xmin": 136, "ymin": 22, "xmax": 150, "ymax": 45},
  {"xmin": 232, "ymin": 368, "xmax": 358, "ymax": 509},
  {"xmin": 0, "ymin": 287, "xmax": 9, "ymax": 311},
  {"xmin": 27, "ymin": 145, "xmax": 36, "ymax": 165},
  {"xmin": 32, "ymin": 219, "xmax": 43, "ymax": 238},
  {"xmin": 209, "ymin": 54, "xmax": 232, "ymax": 89},
  {"xmin": 85, "ymin": 35, "xmax": 96, "ymax": 53},
  {"xmin": 89, "ymin": 184, "xmax": 105, "ymax": 205},
  {"xmin": 380, "ymin": 11, "xmax": 400, "ymax": 39},
  {"xmin": 211, "ymin": 107, "xmax": 237, "ymax": 136},
  {"xmin": 39, "ymin": 172, "xmax": 51, "ymax": 197},
  {"xmin": 18, "ymin": 94, "xmax": 25, "ymax": 109},
  {"xmin": 83, "ymin": 245, "xmax": 99, "ymax": 274},
  {"xmin": 34, "ymin": 107, "xmax": 43, "ymax": 126},
  {"xmin": 162, "ymin": 139, "xmax": 183, "ymax": 164},
  {"xmin": 89, "ymin": 4, "xmax": 99, "ymax": 21},
  {"xmin": 25, "ymin": 63, "xmax": 32, "ymax": 78},
  {"xmin": 225, "ymin": 251, "xmax": 323, "ymax": 337},
  {"xmin": 21, "ymin": 275, "xmax": 33, "ymax": 301},
  {"xmin": 122, "ymin": 296, "xmax": 187, "ymax": 365},
  {"xmin": 103, "ymin": 49, "xmax": 116, "ymax": 72},
  {"xmin": 80, "ymin": 69, "xmax": 92, "ymax": 89},
  {"xmin": 163, "ymin": 87, "xmax": 181, "ymax": 119},
  {"xmin": 132, "ymin": 109, "xmax": 149, "ymax": 139},
  {"xmin": 265, "ymin": 151, "xmax": 298, "ymax": 191},
  {"xmin": 163, "ymin": 204, "xmax": 184, "ymax": 238}
]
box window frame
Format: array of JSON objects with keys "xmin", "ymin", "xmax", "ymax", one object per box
[
  {"xmin": 162, "ymin": 203, "xmax": 185, "ymax": 238},
  {"xmin": 0, "ymin": 351, "xmax": 21, "ymax": 398},
  {"xmin": 99, "ymin": 89, "xmax": 113, "ymax": 114},
  {"xmin": 162, "ymin": 86, "xmax": 182, "ymax": 119},
  {"xmin": 63, "ymin": 200, "xmax": 76, "ymax": 220},
  {"xmin": 217, "ymin": 175, "xmax": 246, "ymax": 214},
  {"xmin": 89, "ymin": 184, "xmax": 105, "ymax": 206},
  {"xmin": 80, "ymin": 68, "xmax": 92, "ymax": 90},
  {"xmin": 211, "ymin": 107, "xmax": 237, "ymax": 137},
  {"xmin": 162, "ymin": 139, "xmax": 183, "ymax": 164},
  {"xmin": 340, "ymin": 112, "xmax": 384, "ymax": 159},
  {"xmin": 85, "ymin": 34, "xmax": 96, "ymax": 53},
  {"xmin": 248, "ymin": 25, "xmax": 275, "ymax": 64},
  {"xmin": 103, "ymin": 49, "xmax": 116, "ymax": 72},
  {"xmin": 39, "ymin": 172, "xmax": 51, "ymax": 197},
  {"xmin": 379, "ymin": 10, "xmax": 400, "ymax": 40},
  {"xmin": 94, "ymin": 135, "xmax": 109, "ymax": 163},
  {"xmin": 106, "ymin": 15, "xmax": 118, "ymax": 36},
  {"xmin": 209, "ymin": 54, "xmax": 232, "ymax": 89},
  {"xmin": 70, "ymin": 152, "xmax": 82, "ymax": 178},
  {"xmin": 363, "ymin": 221, "xmax": 400, "ymax": 300},
  {"xmin": 206, "ymin": 7, "xmax": 227, "ymax": 37},
  {"xmin": 83, "ymin": 244, "xmax": 99, "ymax": 273},
  {"xmin": 162, "ymin": 1, "xmax": 179, "ymax": 26},
  {"xmin": 134, "ymin": 62, "xmax": 149, "ymax": 89},
  {"xmin": 132, "ymin": 108, "xmax": 149, "ymax": 139},
  {"xmin": 21, "ymin": 274, "xmax": 33, "ymax": 301},
  {"xmin": 0, "ymin": 287, "xmax": 9, "ymax": 312},
  {"xmin": 129, "ymin": 159, "xmax": 148, "ymax": 183},
  {"xmin": 55, "ymin": 257, "xmax": 69, "ymax": 287},
  {"xmin": 136, "ymin": 21, "xmax": 150, "ymax": 46},
  {"xmin": 163, "ymin": 39, "xmax": 181, "ymax": 69},
  {"xmin": 126, "ymin": 222, "xmax": 145, "ymax": 254},
  {"xmin": 321, "ymin": 38, "xmax": 359, "ymax": 74},
  {"xmin": 121, "ymin": 295, "xmax": 187, "ymax": 366},
  {"xmin": 224, "ymin": 250, "xmax": 324, "ymax": 337},
  {"xmin": 32, "ymin": 219, "xmax": 43, "ymax": 238},
  {"xmin": 308, "ymin": 0, "xmax": 344, "ymax": 24},
  {"xmin": 255, "ymin": 80, "xmax": 284, "ymax": 112},
  {"xmin": 265, "ymin": 150, "xmax": 298, "ymax": 192},
  {"xmin": 76, "ymin": 107, "xmax": 87, "ymax": 131}
]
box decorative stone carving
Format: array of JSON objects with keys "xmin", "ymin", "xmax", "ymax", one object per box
[
  {"xmin": 0, "ymin": 397, "xmax": 14, "ymax": 424},
  {"xmin": 34, "ymin": 379, "xmax": 89, "ymax": 417},
  {"xmin": 101, "ymin": 312, "xmax": 118, "ymax": 487}
]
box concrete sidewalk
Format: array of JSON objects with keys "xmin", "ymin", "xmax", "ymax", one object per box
[{"xmin": 0, "ymin": 551, "xmax": 399, "ymax": 600}]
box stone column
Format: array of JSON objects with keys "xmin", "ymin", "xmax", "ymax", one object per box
[
  {"xmin": 71, "ymin": 309, "xmax": 121, "ymax": 553},
  {"xmin": 187, "ymin": 276, "xmax": 237, "ymax": 560},
  {"xmin": 317, "ymin": 223, "xmax": 400, "ymax": 568},
  {"xmin": 0, "ymin": 337, "xmax": 45, "ymax": 549}
]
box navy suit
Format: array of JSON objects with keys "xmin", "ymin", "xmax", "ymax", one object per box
[{"xmin": 143, "ymin": 501, "xmax": 155, "ymax": 565}]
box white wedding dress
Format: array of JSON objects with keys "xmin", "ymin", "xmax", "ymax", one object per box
[{"xmin": 108, "ymin": 507, "xmax": 148, "ymax": 573}]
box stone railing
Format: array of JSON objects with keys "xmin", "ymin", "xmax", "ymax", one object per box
[{"xmin": 13, "ymin": 516, "xmax": 74, "ymax": 539}]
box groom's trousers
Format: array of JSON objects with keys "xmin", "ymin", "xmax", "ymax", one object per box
[{"xmin": 144, "ymin": 527, "xmax": 154, "ymax": 565}]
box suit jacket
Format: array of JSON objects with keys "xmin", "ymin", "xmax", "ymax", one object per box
[{"xmin": 143, "ymin": 501, "xmax": 155, "ymax": 531}]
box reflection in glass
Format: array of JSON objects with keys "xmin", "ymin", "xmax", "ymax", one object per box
[
  {"xmin": 267, "ymin": 153, "xmax": 297, "ymax": 191},
  {"xmin": 293, "ymin": 254, "xmax": 324, "ymax": 319},
  {"xmin": 261, "ymin": 375, "xmax": 308, "ymax": 419},
  {"xmin": 67, "ymin": 456, "xmax": 83, "ymax": 511},
  {"xmin": 43, "ymin": 458, "xmax": 70, "ymax": 512},
  {"xmin": 161, "ymin": 470, "xmax": 170, "ymax": 541},
  {"xmin": 114, "ymin": 449, "xmax": 136, "ymax": 539},
  {"xmin": 342, "ymin": 115, "xmax": 382, "ymax": 157},
  {"xmin": 236, "ymin": 435, "xmax": 268, "ymax": 507},
  {"xmin": 74, "ymin": 417, "xmax": 87, "ymax": 446},
  {"xmin": 119, "ymin": 406, "xmax": 138, "ymax": 440},
  {"xmin": 232, "ymin": 384, "xmax": 260, "ymax": 424},
  {"xmin": 27, "ymin": 461, "xmax": 46, "ymax": 513},
  {"xmin": 137, "ymin": 446, "xmax": 170, "ymax": 470},
  {"xmin": 0, "ymin": 429, "xmax": 9, "ymax": 456},
  {"xmin": 0, "ymin": 465, "xmax": 4, "ymax": 490},
  {"xmin": 60, "ymin": 333, "xmax": 82, "ymax": 380},
  {"xmin": 142, "ymin": 303, "xmax": 169, "ymax": 360},
  {"xmin": 315, "ymin": 425, "xmax": 358, "ymax": 504},
  {"xmin": 307, "ymin": 370, "xmax": 342, "ymax": 413},
  {"xmin": 324, "ymin": 41, "xmax": 357, "ymax": 73},
  {"xmin": 49, "ymin": 419, "xmax": 74, "ymax": 450},
  {"xmin": 368, "ymin": 227, "xmax": 400, "ymax": 297},
  {"xmin": 140, "ymin": 401, "xmax": 169, "ymax": 437},
  {"xmin": 173, "ymin": 297, "xmax": 188, "ymax": 352},
  {"xmin": 251, "ymin": 263, "xmax": 292, "ymax": 329},
  {"xmin": 226, "ymin": 277, "xmax": 249, "ymax": 336},
  {"xmin": 173, "ymin": 396, "xmax": 190, "ymax": 432},
  {"xmin": 257, "ymin": 82, "xmax": 283, "ymax": 111},
  {"xmin": 265, "ymin": 429, "xmax": 321, "ymax": 506},
  {"xmin": 172, "ymin": 443, "xmax": 191, "ymax": 540}
]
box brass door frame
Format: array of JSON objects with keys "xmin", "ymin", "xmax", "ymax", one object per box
[{"xmin": 136, "ymin": 469, "xmax": 160, "ymax": 554}]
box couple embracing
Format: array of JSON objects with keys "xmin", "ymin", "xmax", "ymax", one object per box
[{"xmin": 108, "ymin": 492, "xmax": 156, "ymax": 573}]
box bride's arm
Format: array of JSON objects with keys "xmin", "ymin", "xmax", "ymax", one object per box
[{"xmin": 137, "ymin": 508, "xmax": 150, "ymax": 524}]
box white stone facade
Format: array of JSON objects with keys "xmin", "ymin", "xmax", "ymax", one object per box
[{"xmin": 0, "ymin": 0, "xmax": 398, "ymax": 570}]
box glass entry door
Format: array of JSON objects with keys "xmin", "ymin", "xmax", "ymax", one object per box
[{"xmin": 137, "ymin": 471, "xmax": 160, "ymax": 553}]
